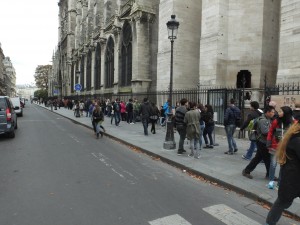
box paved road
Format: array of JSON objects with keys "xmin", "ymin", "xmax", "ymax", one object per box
[
  {"xmin": 0, "ymin": 103, "xmax": 283, "ymax": 225},
  {"xmin": 40, "ymin": 103, "xmax": 300, "ymax": 223}
]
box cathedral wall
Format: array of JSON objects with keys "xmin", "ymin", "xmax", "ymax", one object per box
[
  {"xmin": 277, "ymin": 0, "xmax": 300, "ymax": 84},
  {"xmin": 157, "ymin": 0, "xmax": 201, "ymax": 91}
]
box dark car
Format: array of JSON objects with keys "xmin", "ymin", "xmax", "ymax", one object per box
[{"xmin": 0, "ymin": 96, "xmax": 18, "ymax": 138}]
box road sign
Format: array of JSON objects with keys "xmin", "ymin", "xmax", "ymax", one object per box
[{"xmin": 74, "ymin": 83, "xmax": 82, "ymax": 91}]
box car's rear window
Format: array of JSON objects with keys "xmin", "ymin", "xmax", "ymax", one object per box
[{"xmin": 0, "ymin": 99, "xmax": 6, "ymax": 111}]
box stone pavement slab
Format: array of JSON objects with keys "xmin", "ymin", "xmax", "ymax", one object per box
[{"xmin": 37, "ymin": 104, "xmax": 300, "ymax": 219}]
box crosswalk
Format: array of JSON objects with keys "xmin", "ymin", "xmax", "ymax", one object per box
[{"xmin": 148, "ymin": 204, "xmax": 261, "ymax": 225}]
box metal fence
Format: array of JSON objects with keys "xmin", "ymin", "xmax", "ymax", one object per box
[{"xmin": 56, "ymin": 82, "xmax": 300, "ymax": 126}]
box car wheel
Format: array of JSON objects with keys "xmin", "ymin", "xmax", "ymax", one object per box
[{"xmin": 6, "ymin": 130, "xmax": 15, "ymax": 138}]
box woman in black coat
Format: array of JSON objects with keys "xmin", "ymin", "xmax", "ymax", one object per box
[
  {"xmin": 266, "ymin": 121, "xmax": 300, "ymax": 225},
  {"xmin": 201, "ymin": 104, "xmax": 214, "ymax": 148}
]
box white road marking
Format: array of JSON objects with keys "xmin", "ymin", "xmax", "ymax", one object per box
[
  {"xmin": 203, "ymin": 204, "xmax": 261, "ymax": 225},
  {"xmin": 149, "ymin": 214, "xmax": 192, "ymax": 225},
  {"xmin": 91, "ymin": 153, "xmax": 136, "ymax": 184}
]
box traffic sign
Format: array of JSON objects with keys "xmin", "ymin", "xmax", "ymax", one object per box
[{"xmin": 74, "ymin": 83, "xmax": 82, "ymax": 91}]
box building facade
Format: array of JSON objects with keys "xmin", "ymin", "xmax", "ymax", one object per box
[
  {"xmin": 2, "ymin": 57, "xmax": 16, "ymax": 97},
  {"xmin": 52, "ymin": 0, "xmax": 300, "ymax": 100}
]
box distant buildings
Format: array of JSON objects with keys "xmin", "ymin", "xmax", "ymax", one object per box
[{"xmin": 0, "ymin": 43, "xmax": 16, "ymax": 97}]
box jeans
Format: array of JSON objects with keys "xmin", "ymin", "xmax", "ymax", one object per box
[
  {"xmin": 266, "ymin": 197, "xmax": 293, "ymax": 225},
  {"xmin": 142, "ymin": 118, "xmax": 149, "ymax": 135},
  {"xmin": 95, "ymin": 121, "xmax": 104, "ymax": 134},
  {"xmin": 195, "ymin": 124, "xmax": 205, "ymax": 149},
  {"xmin": 269, "ymin": 151, "xmax": 277, "ymax": 181},
  {"xmin": 114, "ymin": 112, "xmax": 121, "ymax": 126},
  {"xmin": 225, "ymin": 124, "xmax": 237, "ymax": 152},
  {"xmin": 190, "ymin": 138, "xmax": 200, "ymax": 157},
  {"xmin": 203, "ymin": 125, "xmax": 214, "ymax": 146},
  {"xmin": 244, "ymin": 140, "xmax": 257, "ymax": 159},
  {"xmin": 177, "ymin": 125, "xmax": 187, "ymax": 151},
  {"xmin": 127, "ymin": 111, "xmax": 133, "ymax": 123},
  {"xmin": 244, "ymin": 141, "xmax": 271, "ymax": 177}
]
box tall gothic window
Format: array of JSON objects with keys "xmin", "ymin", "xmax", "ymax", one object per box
[
  {"xmin": 120, "ymin": 22, "xmax": 132, "ymax": 86},
  {"xmin": 105, "ymin": 37, "xmax": 114, "ymax": 88},
  {"xmin": 80, "ymin": 56, "xmax": 85, "ymax": 90},
  {"xmin": 86, "ymin": 50, "xmax": 92, "ymax": 91},
  {"xmin": 94, "ymin": 43, "xmax": 101, "ymax": 90}
]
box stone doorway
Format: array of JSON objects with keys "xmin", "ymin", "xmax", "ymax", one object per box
[{"xmin": 236, "ymin": 70, "xmax": 251, "ymax": 89}]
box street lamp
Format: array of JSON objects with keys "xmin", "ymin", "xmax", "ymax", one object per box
[{"xmin": 163, "ymin": 15, "xmax": 179, "ymax": 150}]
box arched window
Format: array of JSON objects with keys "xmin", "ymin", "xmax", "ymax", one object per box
[
  {"xmin": 86, "ymin": 50, "xmax": 92, "ymax": 91},
  {"xmin": 94, "ymin": 43, "xmax": 101, "ymax": 90},
  {"xmin": 80, "ymin": 56, "xmax": 85, "ymax": 90},
  {"xmin": 105, "ymin": 37, "xmax": 114, "ymax": 88},
  {"xmin": 120, "ymin": 22, "xmax": 132, "ymax": 86}
]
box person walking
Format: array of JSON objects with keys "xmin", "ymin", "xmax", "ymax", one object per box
[
  {"xmin": 266, "ymin": 121, "xmax": 300, "ymax": 225},
  {"xmin": 242, "ymin": 106, "xmax": 275, "ymax": 179},
  {"xmin": 175, "ymin": 98, "xmax": 188, "ymax": 155},
  {"xmin": 240, "ymin": 101, "xmax": 263, "ymax": 160},
  {"xmin": 184, "ymin": 102, "xmax": 201, "ymax": 159},
  {"xmin": 266, "ymin": 106, "xmax": 294, "ymax": 188},
  {"xmin": 126, "ymin": 99, "xmax": 134, "ymax": 124},
  {"xmin": 139, "ymin": 98, "xmax": 152, "ymax": 135},
  {"xmin": 202, "ymin": 104, "xmax": 214, "ymax": 149},
  {"xmin": 92, "ymin": 104, "xmax": 105, "ymax": 139},
  {"xmin": 224, "ymin": 99, "xmax": 241, "ymax": 154},
  {"xmin": 149, "ymin": 102, "xmax": 160, "ymax": 134},
  {"xmin": 113, "ymin": 98, "xmax": 121, "ymax": 126}
]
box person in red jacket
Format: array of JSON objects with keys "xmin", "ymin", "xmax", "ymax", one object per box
[{"xmin": 266, "ymin": 106, "xmax": 293, "ymax": 188}]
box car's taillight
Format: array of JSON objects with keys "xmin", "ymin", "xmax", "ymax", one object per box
[{"xmin": 6, "ymin": 108, "xmax": 11, "ymax": 121}]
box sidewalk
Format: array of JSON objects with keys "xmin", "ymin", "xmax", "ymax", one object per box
[{"xmin": 39, "ymin": 104, "xmax": 300, "ymax": 219}]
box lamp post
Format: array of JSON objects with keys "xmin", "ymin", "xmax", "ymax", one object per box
[{"xmin": 163, "ymin": 15, "xmax": 179, "ymax": 150}]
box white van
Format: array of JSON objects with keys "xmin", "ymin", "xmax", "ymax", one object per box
[{"xmin": 10, "ymin": 97, "xmax": 23, "ymax": 117}]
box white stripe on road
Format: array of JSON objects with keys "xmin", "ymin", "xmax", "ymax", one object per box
[
  {"xmin": 149, "ymin": 214, "xmax": 192, "ymax": 225},
  {"xmin": 203, "ymin": 204, "xmax": 261, "ymax": 225}
]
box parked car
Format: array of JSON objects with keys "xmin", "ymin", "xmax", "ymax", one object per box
[
  {"xmin": 0, "ymin": 96, "xmax": 18, "ymax": 138},
  {"xmin": 10, "ymin": 97, "xmax": 23, "ymax": 117}
]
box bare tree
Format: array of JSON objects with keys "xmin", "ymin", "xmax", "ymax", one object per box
[{"xmin": 34, "ymin": 65, "xmax": 52, "ymax": 90}]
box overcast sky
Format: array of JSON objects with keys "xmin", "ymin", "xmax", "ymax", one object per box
[{"xmin": 0, "ymin": 1, "xmax": 58, "ymax": 85}]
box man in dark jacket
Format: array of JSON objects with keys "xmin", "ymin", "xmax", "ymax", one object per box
[
  {"xmin": 175, "ymin": 98, "xmax": 188, "ymax": 155},
  {"xmin": 139, "ymin": 98, "xmax": 152, "ymax": 135},
  {"xmin": 240, "ymin": 101, "xmax": 263, "ymax": 160},
  {"xmin": 224, "ymin": 99, "xmax": 241, "ymax": 155}
]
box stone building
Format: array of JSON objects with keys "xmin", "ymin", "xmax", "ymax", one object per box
[
  {"xmin": 52, "ymin": 0, "xmax": 300, "ymax": 100},
  {"xmin": 0, "ymin": 43, "xmax": 5, "ymax": 95},
  {"xmin": 3, "ymin": 57, "xmax": 16, "ymax": 97}
]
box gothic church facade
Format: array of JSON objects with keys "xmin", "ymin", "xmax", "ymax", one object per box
[{"xmin": 52, "ymin": 0, "xmax": 300, "ymax": 98}]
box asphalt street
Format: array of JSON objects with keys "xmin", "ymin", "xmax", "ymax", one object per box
[{"xmin": 0, "ymin": 103, "xmax": 298, "ymax": 225}]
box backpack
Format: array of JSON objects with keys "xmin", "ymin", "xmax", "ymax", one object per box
[
  {"xmin": 114, "ymin": 102, "xmax": 120, "ymax": 112},
  {"xmin": 231, "ymin": 107, "xmax": 242, "ymax": 127},
  {"xmin": 248, "ymin": 117, "xmax": 263, "ymax": 141}
]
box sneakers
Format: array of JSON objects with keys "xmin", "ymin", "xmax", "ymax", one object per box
[
  {"xmin": 130, "ymin": 122, "xmax": 135, "ymax": 124},
  {"xmin": 188, "ymin": 153, "xmax": 194, "ymax": 158},
  {"xmin": 224, "ymin": 151, "xmax": 233, "ymax": 155},
  {"xmin": 242, "ymin": 169, "xmax": 253, "ymax": 179},
  {"xmin": 242, "ymin": 155, "xmax": 251, "ymax": 160},
  {"xmin": 204, "ymin": 145, "xmax": 213, "ymax": 149}
]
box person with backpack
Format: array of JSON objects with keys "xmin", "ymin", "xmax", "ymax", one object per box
[
  {"xmin": 265, "ymin": 121, "xmax": 300, "ymax": 225},
  {"xmin": 113, "ymin": 98, "xmax": 121, "ymax": 126},
  {"xmin": 139, "ymin": 98, "xmax": 152, "ymax": 135},
  {"xmin": 242, "ymin": 106, "xmax": 275, "ymax": 179},
  {"xmin": 224, "ymin": 99, "xmax": 241, "ymax": 155},
  {"xmin": 240, "ymin": 101, "xmax": 263, "ymax": 160},
  {"xmin": 126, "ymin": 99, "xmax": 134, "ymax": 124},
  {"xmin": 266, "ymin": 106, "xmax": 294, "ymax": 189},
  {"xmin": 92, "ymin": 104, "xmax": 105, "ymax": 139}
]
